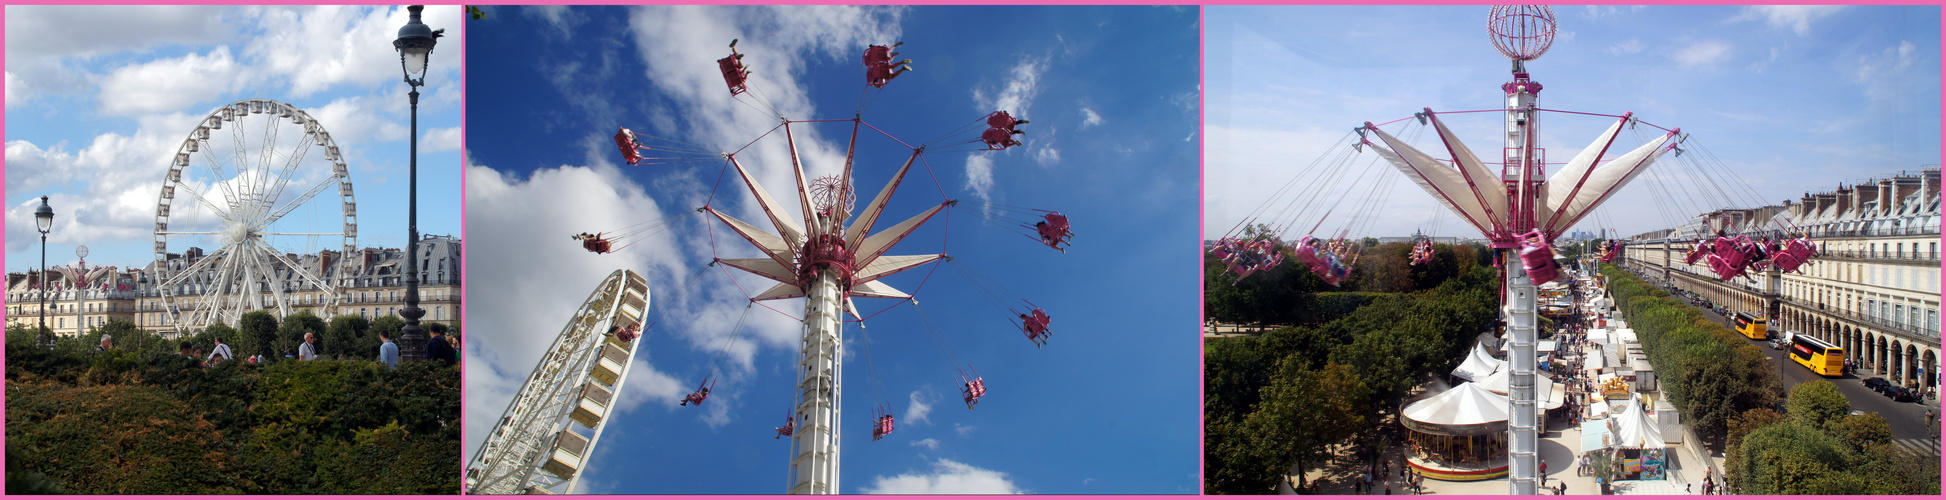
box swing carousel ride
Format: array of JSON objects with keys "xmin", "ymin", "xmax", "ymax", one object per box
[
  {"xmin": 470, "ymin": 38, "xmax": 1072, "ymax": 495},
  {"xmin": 1211, "ymin": 6, "xmax": 1819, "ymax": 494}
]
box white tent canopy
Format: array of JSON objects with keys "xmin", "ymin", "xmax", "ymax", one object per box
[
  {"xmin": 1451, "ymin": 341, "xmax": 1504, "ymax": 382},
  {"xmin": 1607, "ymin": 394, "xmax": 1666, "ymax": 449},
  {"xmin": 1403, "ymin": 381, "xmax": 1511, "ymax": 427},
  {"xmin": 1474, "ymin": 364, "xmax": 1567, "ymax": 410}
]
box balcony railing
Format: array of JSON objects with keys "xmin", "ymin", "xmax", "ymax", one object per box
[{"xmin": 1779, "ymin": 297, "xmax": 1940, "ymax": 341}]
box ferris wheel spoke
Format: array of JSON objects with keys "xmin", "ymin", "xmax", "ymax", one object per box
[
  {"xmin": 195, "ymin": 139, "xmax": 244, "ymax": 211},
  {"xmin": 173, "ymin": 170, "xmax": 241, "ymax": 223},
  {"xmin": 240, "ymin": 240, "xmax": 295, "ymax": 317},
  {"xmin": 258, "ymin": 240, "xmax": 337, "ymax": 303},
  {"xmin": 258, "ymin": 173, "xmax": 342, "ymax": 228},
  {"xmin": 262, "ymin": 134, "xmax": 316, "ymax": 215},
  {"xmin": 155, "ymin": 231, "xmax": 226, "ymax": 235}
]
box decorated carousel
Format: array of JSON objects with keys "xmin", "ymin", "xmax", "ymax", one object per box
[{"xmin": 1401, "ymin": 382, "xmax": 1512, "ymax": 481}]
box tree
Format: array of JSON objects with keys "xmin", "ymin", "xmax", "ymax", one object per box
[
  {"xmin": 280, "ymin": 311, "xmax": 327, "ymax": 359},
  {"xmin": 1729, "ymin": 422, "xmax": 1847, "ymax": 494},
  {"xmin": 1786, "ymin": 381, "xmax": 1849, "ymax": 433},
  {"xmin": 1834, "ymin": 413, "xmax": 1892, "ymax": 455},
  {"xmin": 1246, "ymin": 360, "xmax": 1369, "ymax": 492},
  {"xmin": 324, "ymin": 315, "xmax": 374, "ymax": 360},
  {"xmin": 1725, "ymin": 407, "xmax": 1785, "ymax": 456},
  {"xmin": 240, "ymin": 311, "xmax": 281, "ymax": 360},
  {"xmin": 371, "ymin": 315, "xmax": 405, "ymax": 348}
]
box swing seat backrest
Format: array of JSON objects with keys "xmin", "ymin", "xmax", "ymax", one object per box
[
  {"xmin": 1786, "ymin": 238, "xmax": 1816, "ymax": 261},
  {"xmin": 982, "ymin": 127, "xmax": 1012, "ymax": 148},
  {"xmin": 717, "ymin": 56, "xmax": 748, "ymax": 94},
  {"xmin": 1771, "ymin": 251, "xmax": 1805, "ymax": 273},
  {"xmin": 1044, "ymin": 213, "xmax": 1069, "ymax": 231},
  {"xmin": 584, "ymin": 239, "xmax": 612, "ymax": 254},
  {"xmin": 987, "ymin": 111, "xmax": 1018, "ymax": 130},
  {"xmin": 1706, "ymin": 253, "xmax": 1739, "ymax": 279},
  {"xmin": 863, "ymin": 45, "xmax": 893, "ymax": 66}
]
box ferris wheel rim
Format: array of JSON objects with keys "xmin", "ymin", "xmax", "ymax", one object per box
[{"xmin": 152, "ymin": 98, "xmax": 355, "ymax": 333}]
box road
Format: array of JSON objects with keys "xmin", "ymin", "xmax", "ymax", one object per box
[{"xmin": 1631, "ymin": 271, "xmax": 1940, "ymax": 458}]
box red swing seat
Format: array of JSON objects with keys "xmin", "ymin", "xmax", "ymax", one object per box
[
  {"xmin": 718, "ymin": 54, "xmax": 749, "ymax": 95},
  {"xmin": 614, "ymin": 129, "xmax": 646, "ymax": 166},
  {"xmin": 962, "ymin": 377, "xmax": 987, "ymax": 408},
  {"xmin": 872, "ymin": 415, "xmax": 895, "ymax": 441},
  {"xmin": 1518, "ymin": 231, "xmax": 1562, "ymax": 284},
  {"xmin": 583, "ymin": 238, "xmax": 613, "ymax": 254}
]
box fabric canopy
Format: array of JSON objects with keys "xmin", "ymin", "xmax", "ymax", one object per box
[
  {"xmin": 1607, "ymin": 394, "xmax": 1666, "ymax": 449},
  {"xmin": 1403, "ymin": 382, "xmax": 1510, "ymax": 431},
  {"xmin": 1474, "ymin": 364, "xmax": 1566, "ymax": 410},
  {"xmin": 1451, "ymin": 341, "xmax": 1504, "ymax": 382}
]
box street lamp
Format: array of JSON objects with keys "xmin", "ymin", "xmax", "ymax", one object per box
[
  {"xmin": 35, "ymin": 196, "xmax": 53, "ymax": 347},
  {"xmin": 393, "ymin": 5, "xmax": 442, "ymax": 363}
]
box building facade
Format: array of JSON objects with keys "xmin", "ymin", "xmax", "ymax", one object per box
[
  {"xmin": 1622, "ymin": 169, "xmax": 1940, "ymax": 393},
  {"xmin": 7, "ymin": 235, "xmax": 462, "ymax": 338}
]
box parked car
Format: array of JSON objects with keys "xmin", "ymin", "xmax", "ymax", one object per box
[
  {"xmin": 1884, "ymin": 385, "xmax": 1922, "ymax": 402},
  {"xmin": 1863, "ymin": 377, "xmax": 1890, "ymax": 391}
]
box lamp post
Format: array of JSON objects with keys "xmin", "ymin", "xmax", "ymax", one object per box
[
  {"xmin": 393, "ymin": 5, "xmax": 442, "ymax": 363},
  {"xmin": 35, "ymin": 196, "xmax": 53, "ymax": 347}
]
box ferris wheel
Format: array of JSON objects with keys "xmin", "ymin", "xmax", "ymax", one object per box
[
  {"xmin": 467, "ymin": 269, "xmax": 651, "ymax": 495},
  {"xmin": 152, "ymin": 99, "xmax": 356, "ymax": 332}
]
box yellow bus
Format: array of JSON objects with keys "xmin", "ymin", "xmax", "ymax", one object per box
[
  {"xmin": 1733, "ymin": 312, "xmax": 1768, "ymax": 340},
  {"xmin": 1788, "ymin": 334, "xmax": 1845, "ymax": 376}
]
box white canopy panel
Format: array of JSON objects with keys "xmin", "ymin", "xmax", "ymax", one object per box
[{"xmin": 1403, "ymin": 381, "xmax": 1511, "ymax": 427}]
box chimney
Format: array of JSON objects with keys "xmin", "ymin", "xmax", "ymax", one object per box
[
  {"xmin": 1854, "ymin": 182, "xmax": 1880, "ymax": 218},
  {"xmin": 1834, "ymin": 185, "xmax": 1854, "ymax": 219},
  {"xmin": 1890, "ymin": 175, "xmax": 1921, "ymax": 216},
  {"xmin": 1923, "ymin": 169, "xmax": 1941, "ymax": 211}
]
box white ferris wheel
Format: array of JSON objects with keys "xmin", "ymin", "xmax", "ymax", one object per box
[
  {"xmin": 152, "ymin": 99, "xmax": 356, "ymax": 333},
  {"xmin": 467, "ymin": 269, "xmax": 650, "ymax": 495}
]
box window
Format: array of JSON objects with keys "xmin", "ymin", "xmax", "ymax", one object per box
[{"xmin": 436, "ymin": 306, "xmax": 443, "ymax": 320}]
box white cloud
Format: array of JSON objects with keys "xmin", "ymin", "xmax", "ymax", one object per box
[
  {"xmin": 859, "ymin": 458, "xmax": 1024, "ymax": 494},
  {"xmin": 244, "ymin": 5, "xmax": 463, "ymax": 98},
  {"xmin": 1732, "ymin": 6, "xmax": 1845, "ymax": 36},
  {"xmin": 1608, "ymin": 39, "xmax": 1644, "ymax": 56},
  {"xmin": 954, "ymin": 423, "xmax": 975, "ymax": 437},
  {"xmin": 963, "ymin": 155, "xmax": 994, "ymax": 203},
  {"xmin": 910, "ymin": 437, "xmax": 941, "ymax": 450},
  {"xmin": 420, "ymin": 126, "xmax": 461, "ymax": 152},
  {"xmin": 97, "ymin": 46, "xmax": 246, "ymax": 115},
  {"xmin": 1079, "ymin": 106, "xmax": 1103, "ymax": 128},
  {"xmin": 6, "ymin": 71, "xmax": 23, "ymax": 107},
  {"xmin": 903, "ymin": 389, "xmax": 933, "ymax": 425},
  {"xmin": 1670, "ymin": 40, "xmax": 1732, "ymax": 67},
  {"xmin": 1032, "ymin": 146, "xmax": 1061, "ymax": 166},
  {"xmin": 4, "ymin": 5, "xmax": 231, "ymax": 60}
]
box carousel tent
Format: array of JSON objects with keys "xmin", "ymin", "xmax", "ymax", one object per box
[
  {"xmin": 1607, "ymin": 395, "xmax": 1666, "ymax": 449},
  {"xmin": 1474, "ymin": 364, "xmax": 1567, "ymax": 410},
  {"xmin": 1402, "ymin": 381, "xmax": 1510, "ymax": 433},
  {"xmin": 1451, "ymin": 341, "xmax": 1503, "ymax": 382}
]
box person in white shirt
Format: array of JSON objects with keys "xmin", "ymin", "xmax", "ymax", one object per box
[
  {"xmin": 299, "ymin": 332, "xmax": 318, "ymax": 361},
  {"xmin": 208, "ymin": 335, "xmax": 234, "ymax": 364}
]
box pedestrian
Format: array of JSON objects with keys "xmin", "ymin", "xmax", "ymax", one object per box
[
  {"xmin": 95, "ymin": 334, "xmax": 113, "ymax": 354},
  {"xmin": 378, "ymin": 330, "xmax": 400, "ymax": 369},
  {"xmin": 299, "ymin": 332, "xmax": 318, "ymax": 361},
  {"xmin": 208, "ymin": 334, "xmax": 233, "ymax": 364},
  {"xmin": 426, "ymin": 323, "xmax": 457, "ymax": 366}
]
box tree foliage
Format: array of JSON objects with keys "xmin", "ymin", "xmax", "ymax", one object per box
[
  {"xmin": 1204, "ymin": 262, "xmax": 1498, "ymax": 493},
  {"xmin": 4, "ymin": 315, "xmax": 459, "ymax": 495},
  {"xmin": 1726, "ymin": 376, "xmax": 1937, "ymax": 495},
  {"xmin": 1600, "ymin": 264, "xmax": 1781, "ymax": 450}
]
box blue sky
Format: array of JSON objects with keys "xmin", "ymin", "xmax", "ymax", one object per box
[
  {"xmin": 4, "ymin": 5, "xmax": 463, "ymax": 273},
  {"xmin": 1207, "ymin": 5, "xmax": 1940, "ymax": 240},
  {"xmin": 462, "ymin": 6, "xmax": 1198, "ymax": 494}
]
